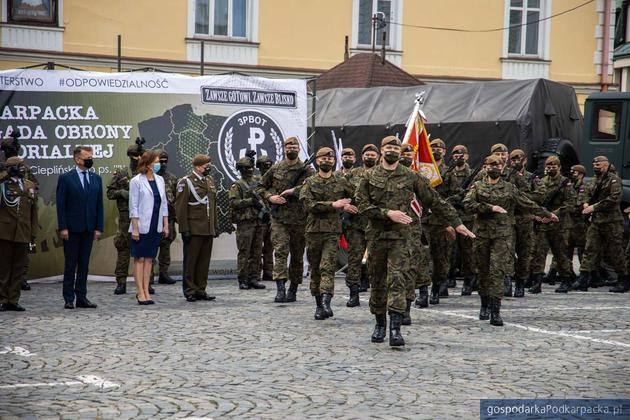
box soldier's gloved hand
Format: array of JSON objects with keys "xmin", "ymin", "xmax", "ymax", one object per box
[
  {"xmin": 120, "ymin": 190, "xmax": 129, "ymax": 200},
  {"xmin": 181, "ymin": 231, "xmax": 192, "ymax": 245}
]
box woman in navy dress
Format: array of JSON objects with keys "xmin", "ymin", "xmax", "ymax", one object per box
[{"xmin": 129, "ymin": 150, "xmax": 169, "ymax": 304}]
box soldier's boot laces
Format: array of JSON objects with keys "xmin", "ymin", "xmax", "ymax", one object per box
[
  {"xmin": 314, "ymin": 295, "xmax": 325, "ymax": 320},
  {"xmin": 371, "ymin": 314, "xmax": 386, "ymax": 343},
  {"xmin": 248, "ymin": 278, "xmax": 266, "ymax": 289},
  {"xmin": 114, "ymin": 282, "xmax": 126, "ymax": 295},
  {"xmin": 238, "ymin": 279, "xmax": 250, "ymax": 290},
  {"xmin": 158, "ymin": 273, "xmax": 177, "ymax": 285},
  {"xmin": 21, "ymin": 279, "xmax": 31, "ymax": 291},
  {"xmin": 415, "ymin": 285, "xmax": 429, "ymax": 307},
  {"xmin": 286, "ymin": 282, "xmax": 299, "ymax": 302},
  {"xmin": 438, "ymin": 281, "xmax": 449, "ymax": 298},
  {"xmin": 570, "ymin": 272, "xmax": 590, "ymax": 292},
  {"xmin": 609, "ymin": 275, "xmax": 630, "ymax": 293},
  {"xmin": 321, "ymin": 293, "xmax": 333, "ymax": 318},
  {"xmin": 429, "ymin": 284, "xmax": 440, "ymax": 305},
  {"xmin": 490, "ymin": 298, "xmax": 504, "ymax": 327},
  {"xmin": 461, "ymin": 278, "xmax": 473, "ymax": 296},
  {"xmin": 402, "ymin": 300, "xmax": 412, "ymax": 326},
  {"xmin": 479, "ymin": 295, "xmax": 490, "ymax": 321},
  {"xmin": 554, "ymin": 276, "xmax": 572, "ymax": 293},
  {"xmin": 389, "ymin": 312, "xmax": 405, "ymax": 347},
  {"xmin": 513, "ymin": 278, "xmax": 525, "ymax": 298},
  {"xmin": 528, "ymin": 273, "xmax": 543, "ymax": 294},
  {"xmin": 274, "ymin": 280, "xmax": 287, "ymax": 303},
  {"xmin": 503, "ymin": 277, "xmax": 513, "ymax": 297},
  {"xmin": 346, "ymin": 285, "xmax": 360, "ymax": 307}
]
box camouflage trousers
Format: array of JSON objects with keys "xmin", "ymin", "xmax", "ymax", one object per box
[
  {"xmin": 113, "ymin": 216, "xmax": 131, "ymax": 285},
  {"xmin": 425, "ymin": 224, "xmax": 453, "ymax": 285},
  {"xmin": 235, "ymin": 220, "xmax": 263, "ymax": 281},
  {"xmin": 512, "ymin": 220, "xmax": 533, "ymax": 280},
  {"xmin": 270, "ymin": 220, "xmax": 306, "ymax": 284},
  {"xmin": 474, "ymin": 236, "xmax": 511, "ymax": 300},
  {"xmin": 261, "ymin": 222, "xmax": 273, "ymax": 280},
  {"xmin": 403, "ymin": 223, "xmax": 430, "ymax": 301},
  {"xmin": 367, "ymin": 236, "xmax": 407, "ymax": 315},
  {"xmin": 450, "ymin": 226, "xmax": 474, "ymax": 279},
  {"xmin": 581, "ymin": 222, "xmax": 625, "ymax": 275},
  {"xmin": 345, "ymin": 228, "xmax": 367, "ymax": 288},
  {"xmin": 530, "ymin": 227, "xmax": 572, "ymax": 277},
  {"xmin": 154, "ymin": 220, "xmax": 177, "ymax": 276},
  {"xmin": 306, "ymin": 232, "xmax": 339, "ymax": 296}
]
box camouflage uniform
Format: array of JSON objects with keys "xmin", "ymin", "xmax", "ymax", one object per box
[
  {"xmin": 256, "ymin": 156, "xmax": 274, "ymax": 281},
  {"xmin": 567, "ymin": 177, "xmax": 588, "ymax": 261},
  {"xmin": 450, "ymin": 163, "xmax": 475, "ymax": 281},
  {"xmin": 107, "ymin": 167, "xmax": 135, "ymax": 286},
  {"xmin": 345, "ymin": 166, "xmax": 370, "ymax": 290},
  {"xmin": 156, "ymin": 171, "xmax": 178, "ymax": 278}
]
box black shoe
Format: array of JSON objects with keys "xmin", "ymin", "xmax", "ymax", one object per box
[
  {"xmin": 114, "ymin": 283, "xmax": 126, "ymax": 295},
  {"xmin": 286, "ymin": 282, "xmax": 298, "ymax": 302},
  {"xmin": 314, "ymin": 295, "xmax": 325, "ymax": 320},
  {"xmin": 461, "ymin": 278, "xmax": 473, "ymax": 296},
  {"xmin": 158, "ymin": 273, "xmax": 177, "ymax": 285},
  {"xmin": 274, "ymin": 280, "xmax": 287, "ymax": 303},
  {"xmin": 429, "ymin": 284, "xmax": 440, "ymax": 305},
  {"xmin": 528, "ymin": 273, "xmax": 543, "ymax": 294},
  {"xmin": 389, "ymin": 312, "xmax": 405, "ymax": 347},
  {"xmin": 447, "ymin": 277, "xmax": 456, "ymax": 288},
  {"xmin": 609, "ymin": 275, "xmax": 630, "ymax": 293},
  {"xmin": 513, "ymin": 279, "xmax": 525, "ymax": 298},
  {"xmin": 248, "ymin": 279, "xmax": 266, "ymax": 289},
  {"xmin": 195, "ymin": 293, "xmax": 216, "ymax": 301},
  {"xmin": 524, "ymin": 275, "xmax": 533, "ymax": 289},
  {"xmin": 359, "ymin": 263, "xmax": 369, "ymax": 292},
  {"xmin": 489, "ymin": 298, "xmax": 504, "ymax": 326},
  {"xmin": 185, "ymin": 295, "xmax": 197, "ymax": 302},
  {"xmin": 346, "ymin": 285, "xmax": 360, "ymax": 307},
  {"xmin": 555, "ymin": 277, "xmax": 572, "ymax": 293},
  {"xmin": 543, "ymin": 268, "xmax": 558, "ymax": 285},
  {"xmin": 238, "ymin": 280, "xmax": 250, "ymax": 290},
  {"xmin": 570, "ymin": 272, "xmax": 590, "ymax": 292},
  {"xmin": 146, "ymin": 300, "xmax": 155, "ymax": 305},
  {"xmin": 64, "ymin": 302, "xmax": 75, "ymax": 309},
  {"xmin": 21, "ymin": 279, "xmax": 31, "ymax": 291},
  {"xmin": 402, "ymin": 300, "xmax": 412, "ymax": 326},
  {"xmin": 415, "ymin": 285, "xmax": 429, "ymax": 308},
  {"xmin": 438, "ymin": 281, "xmax": 449, "ymax": 298},
  {"xmin": 148, "ymin": 285, "xmax": 155, "ymax": 295},
  {"xmin": 588, "ymin": 274, "xmax": 605, "ymax": 288},
  {"xmin": 503, "ymin": 277, "xmax": 513, "ymax": 297},
  {"xmin": 479, "ymin": 295, "xmax": 490, "ymax": 320},
  {"xmin": 76, "ymin": 299, "xmax": 97, "ymax": 309},
  {"xmin": 321, "ymin": 293, "xmax": 333, "ymax": 318},
  {"xmin": 371, "ymin": 314, "xmax": 386, "ymax": 343},
  {"xmin": 1, "ymin": 303, "xmax": 25, "ymax": 311},
  {"xmin": 471, "ymin": 277, "xmax": 479, "ymax": 292}
]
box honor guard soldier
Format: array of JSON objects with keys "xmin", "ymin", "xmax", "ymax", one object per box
[
  {"xmin": 0, "ymin": 157, "xmax": 38, "ymax": 311},
  {"xmin": 340, "ymin": 148, "xmax": 356, "ymax": 177},
  {"xmin": 257, "ymin": 136, "xmax": 314, "ymax": 303},
  {"xmin": 175, "ymin": 154, "xmax": 218, "ymax": 302},
  {"xmin": 229, "ymin": 156, "xmax": 267, "ymax": 290},
  {"xmin": 255, "ymin": 155, "xmax": 274, "ymax": 282},
  {"xmin": 154, "ymin": 151, "xmax": 178, "ymax": 285}
]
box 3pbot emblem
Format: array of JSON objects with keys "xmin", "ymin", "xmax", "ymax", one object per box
[{"xmin": 218, "ymin": 110, "xmax": 284, "ymax": 182}]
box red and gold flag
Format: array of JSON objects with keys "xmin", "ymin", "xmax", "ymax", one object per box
[{"xmin": 402, "ymin": 104, "xmax": 442, "ymax": 187}]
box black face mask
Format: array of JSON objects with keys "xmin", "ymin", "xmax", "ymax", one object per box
[
  {"xmin": 400, "ymin": 157, "xmax": 413, "ymax": 167},
  {"xmin": 593, "ymin": 168, "xmax": 603, "ymax": 176},
  {"xmin": 455, "ymin": 157, "xmax": 466, "ymax": 166},
  {"xmin": 511, "ymin": 161, "xmax": 523, "ymax": 171},
  {"xmin": 487, "ymin": 168, "xmax": 501, "ymax": 179},
  {"xmin": 342, "ymin": 160, "xmax": 354, "ymax": 169},
  {"xmin": 383, "ymin": 151, "xmax": 400, "ymax": 164},
  {"xmin": 239, "ymin": 167, "xmax": 254, "ymax": 177},
  {"xmin": 363, "ymin": 158, "xmax": 376, "ymax": 168},
  {"xmin": 319, "ymin": 163, "xmax": 333, "ymax": 173},
  {"xmin": 432, "ymin": 151, "xmax": 442, "ymax": 161},
  {"xmin": 202, "ymin": 166, "xmax": 212, "ymax": 176},
  {"xmin": 286, "ymin": 150, "xmax": 299, "ymax": 160},
  {"xmin": 547, "ymin": 169, "xmax": 558, "ymax": 177},
  {"xmin": 83, "ymin": 158, "xmax": 94, "ymax": 169}
]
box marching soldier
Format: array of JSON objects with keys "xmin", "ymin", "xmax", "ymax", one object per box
[
  {"xmin": 257, "ymin": 137, "xmax": 314, "ymax": 303},
  {"xmin": 355, "ymin": 136, "xmax": 473, "ymax": 347},
  {"xmin": 229, "ymin": 157, "xmax": 266, "ymax": 290},
  {"xmin": 255, "ymin": 155, "xmax": 274, "ymax": 282},
  {"xmin": 0, "ymin": 157, "xmax": 38, "ymax": 311},
  {"xmin": 175, "ymin": 154, "xmax": 218, "ymax": 302},
  {"xmin": 300, "ymin": 147, "xmax": 357, "ymax": 319},
  {"xmin": 154, "ymin": 151, "xmax": 178, "ymax": 285},
  {"xmin": 566, "ymin": 165, "xmax": 588, "ymax": 274},
  {"xmin": 340, "ymin": 148, "xmax": 356, "ymax": 176}
]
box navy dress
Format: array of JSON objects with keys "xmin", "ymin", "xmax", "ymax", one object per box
[{"xmin": 131, "ymin": 180, "xmax": 162, "ymax": 258}]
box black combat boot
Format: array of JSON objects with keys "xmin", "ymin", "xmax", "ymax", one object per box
[
  {"xmin": 503, "ymin": 277, "xmax": 513, "ymax": 297},
  {"xmin": 429, "ymin": 283, "xmax": 440, "ymax": 305},
  {"xmin": 447, "ymin": 276, "xmax": 456, "ymax": 288},
  {"xmin": 570, "ymin": 272, "xmax": 590, "ymax": 292},
  {"xmin": 274, "ymin": 280, "xmax": 287, "ymax": 303},
  {"xmin": 402, "ymin": 300, "xmax": 412, "ymax": 326},
  {"xmin": 461, "ymin": 278, "xmax": 473, "ymax": 296},
  {"xmin": 114, "ymin": 282, "xmax": 126, "ymax": 295},
  {"xmin": 238, "ymin": 279, "xmax": 250, "ymax": 290},
  {"xmin": 389, "ymin": 312, "xmax": 405, "ymax": 347},
  {"xmin": 314, "ymin": 295, "xmax": 325, "ymax": 320},
  {"xmin": 554, "ymin": 276, "xmax": 572, "ymax": 293},
  {"xmin": 543, "ymin": 268, "xmax": 558, "ymax": 285},
  {"xmin": 528, "ymin": 273, "xmax": 543, "ymax": 294},
  {"xmin": 248, "ymin": 278, "xmax": 266, "ymax": 289},
  {"xmin": 321, "ymin": 293, "xmax": 333, "ymax": 318},
  {"xmin": 588, "ymin": 271, "xmax": 604, "ymax": 288},
  {"xmin": 609, "ymin": 275, "xmax": 630, "ymax": 293},
  {"xmin": 524, "ymin": 274, "xmax": 533, "ymax": 289},
  {"xmin": 439, "ymin": 281, "xmax": 449, "ymax": 298},
  {"xmin": 346, "ymin": 285, "xmax": 360, "ymax": 307},
  {"xmin": 479, "ymin": 295, "xmax": 490, "ymax": 320},
  {"xmin": 158, "ymin": 273, "xmax": 176, "ymax": 285},
  {"xmin": 21, "ymin": 279, "xmax": 31, "ymax": 291},
  {"xmin": 513, "ymin": 278, "xmax": 525, "ymax": 298},
  {"xmin": 359, "ymin": 263, "xmax": 369, "ymax": 292},
  {"xmin": 490, "ymin": 298, "xmax": 504, "ymax": 326},
  {"xmin": 286, "ymin": 282, "xmax": 299, "ymax": 302},
  {"xmin": 415, "ymin": 285, "xmax": 429, "ymax": 307},
  {"xmin": 471, "ymin": 277, "xmax": 479, "ymax": 292},
  {"xmin": 371, "ymin": 314, "xmax": 386, "ymax": 343}
]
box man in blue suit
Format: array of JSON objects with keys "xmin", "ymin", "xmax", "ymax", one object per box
[{"xmin": 56, "ymin": 146, "xmax": 104, "ymax": 309}]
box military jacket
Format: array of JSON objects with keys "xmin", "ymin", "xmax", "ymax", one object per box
[
  {"xmin": 0, "ymin": 177, "xmax": 38, "ymax": 243},
  {"xmin": 451, "ymin": 163, "xmax": 474, "ymax": 222},
  {"xmin": 161, "ymin": 171, "xmax": 178, "ymax": 221},
  {"xmin": 507, "ymin": 169, "xmax": 542, "ymax": 220},
  {"xmin": 257, "ymin": 159, "xmax": 314, "ymax": 225},
  {"xmin": 300, "ymin": 172, "xmax": 354, "ymax": 234},
  {"xmin": 175, "ymin": 172, "xmax": 218, "ymax": 236},
  {"xmin": 229, "ymin": 175, "xmax": 262, "ymax": 224},
  {"xmin": 107, "ymin": 167, "xmax": 134, "ymax": 215},
  {"xmin": 463, "ymin": 178, "xmax": 551, "ymax": 239},
  {"xmin": 425, "ymin": 162, "xmax": 462, "ymax": 226},
  {"xmin": 584, "ymin": 171, "xmax": 623, "ymax": 224},
  {"xmin": 569, "ymin": 178, "xmax": 588, "ymax": 229},
  {"xmin": 534, "ymin": 174, "xmax": 575, "ymax": 231},
  {"xmin": 345, "ymin": 166, "xmax": 371, "ymax": 230},
  {"xmin": 356, "ymin": 164, "xmax": 461, "ymax": 240}
]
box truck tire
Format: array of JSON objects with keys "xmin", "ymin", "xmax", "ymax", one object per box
[{"xmin": 530, "ymin": 137, "xmax": 579, "ymax": 176}]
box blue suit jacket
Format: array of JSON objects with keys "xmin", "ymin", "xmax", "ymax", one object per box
[{"xmin": 56, "ymin": 169, "xmax": 104, "ymax": 233}]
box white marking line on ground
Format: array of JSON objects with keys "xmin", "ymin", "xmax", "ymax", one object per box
[
  {"xmin": 0, "ymin": 381, "xmax": 83, "ymax": 389},
  {"xmin": 0, "ymin": 346, "xmax": 36, "ymax": 357},
  {"xmin": 0, "ymin": 375, "xmax": 120, "ymax": 390},
  {"xmin": 445, "ymin": 306, "xmax": 630, "ymax": 313},
  {"xmin": 563, "ymin": 329, "xmax": 630, "ymax": 333}
]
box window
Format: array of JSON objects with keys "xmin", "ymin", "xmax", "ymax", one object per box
[
  {"xmin": 591, "ymin": 103, "xmax": 622, "ymax": 142},
  {"xmin": 357, "ymin": 0, "xmax": 391, "ymax": 47},
  {"xmin": 195, "ymin": 0, "xmax": 248, "ymax": 38},
  {"xmin": 8, "ymin": 0, "xmax": 58, "ymax": 26},
  {"xmin": 508, "ymin": 0, "xmax": 543, "ymax": 56}
]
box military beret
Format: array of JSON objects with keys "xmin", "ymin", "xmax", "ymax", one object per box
[
  {"xmin": 593, "ymin": 155, "xmax": 609, "ymax": 163},
  {"xmin": 400, "ymin": 143, "xmax": 413, "ymax": 153},
  {"xmin": 430, "ymin": 138, "xmax": 446, "ymax": 149},
  {"xmin": 192, "ymin": 154, "xmax": 211, "ymax": 166},
  {"xmin": 341, "ymin": 147, "xmax": 355, "ymax": 157},
  {"xmin": 362, "ymin": 144, "xmax": 379, "ymax": 154},
  {"xmin": 491, "ymin": 143, "xmax": 508, "ymax": 153},
  {"xmin": 5, "ymin": 156, "xmax": 23, "ymax": 166},
  {"xmin": 257, "ymin": 155, "xmax": 272, "ymax": 164},
  {"xmin": 452, "ymin": 145, "xmax": 468, "ymax": 154},
  {"xmin": 485, "ymin": 155, "xmax": 502, "ymax": 165},
  {"xmin": 545, "ymin": 156, "xmax": 560, "ymax": 166},
  {"xmin": 381, "ymin": 136, "xmax": 401, "ymax": 147},
  {"xmin": 236, "ymin": 157, "xmax": 253, "ymax": 167},
  {"xmin": 571, "ymin": 164, "xmax": 586, "ymax": 174},
  {"xmin": 284, "ymin": 136, "xmax": 299, "ymax": 146},
  {"xmin": 316, "ymin": 147, "xmax": 335, "ymax": 158},
  {"xmin": 509, "ymin": 149, "xmax": 525, "ymax": 159}
]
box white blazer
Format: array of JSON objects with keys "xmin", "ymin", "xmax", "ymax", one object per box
[{"xmin": 128, "ymin": 173, "xmax": 168, "ymax": 234}]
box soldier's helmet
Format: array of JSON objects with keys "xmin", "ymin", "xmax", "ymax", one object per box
[
  {"xmin": 236, "ymin": 156, "xmax": 254, "ymax": 170},
  {"xmin": 256, "ymin": 155, "xmax": 273, "ymax": 168}
]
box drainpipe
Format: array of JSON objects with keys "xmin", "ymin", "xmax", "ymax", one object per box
[{"xmin": 602, "ymin": 0, "xmax": 611, "ymax": 92}]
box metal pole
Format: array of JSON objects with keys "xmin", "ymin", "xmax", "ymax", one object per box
[
  {"xmin": 381, "ymin": 31, "xmax": 386, "ymax": 64},
  {"xmin": 371, "ymin": 13, "xmax": 376, "ymax": 54},
  {"xmin": 344, "ymin": 35, "xmax": 349, "ymax": 61},
  {"xmin": 117, "ymin": 35, "xmax": 122, "ymax": 72},
  {"xmin": 310, "ymin": 79, "xmax": 317, "ymax": 155},
  {"xmin": 200, "ymin": 40, "xmax": 205, "ymax": 75}
]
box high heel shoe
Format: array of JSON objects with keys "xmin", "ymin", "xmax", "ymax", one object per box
[
  {"xmin": 146, "ymin": 300, "xmax": 155, "ymax": 305},
  {"xmin": 136, "ymin": 294, "xmax": 148, "ymax": 305}
]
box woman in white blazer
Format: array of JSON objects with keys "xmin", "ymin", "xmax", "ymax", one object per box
[{"xmin": 129, "ymin": 150, "xmax": 169, "ymax": 305}]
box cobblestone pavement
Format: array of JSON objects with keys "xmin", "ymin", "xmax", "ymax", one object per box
[{"xmin": 1, "ymin": 278, "xmax": 629, "ymax": 419}]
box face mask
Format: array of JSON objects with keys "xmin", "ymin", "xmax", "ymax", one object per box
[
  {"xmin": 455, "ymin": 157, "xmax": 466, "ymax": 166},
  {"xmin": 152, "ymin": 162, "xmax": 161, "ymax": 173},
  {"xmin": 432, "ymin": 151, "xmax": 442, "ymax": 161},
  {"xmin": 202, "ymin": 166, "xmax": 212, "ymax": 176},
  {"xmin": 83, "ymin": 158, "xmax": 94, "ymax": 169},
  {"xmin": 400, "ymin": 157, "xmax": 413, "ymax": 167},
  {"xmin": 593, "ymin": 168, "xmax": 602, "ymax": 176},
  {"xmin": 240, "ymin": 167, "xmax": 254, "ymax": 177},
  {"xmin": 487, "ymin": 168, "xmax": 501, "ymax": 179},
  {"xmin": 260, "ymin": 163, "xmax": 272, "ymax": 175},
  {"xmin": 363, "ymin": 158, "xmax": 376, "ymax": 168},
  {"xmin": 547, "ymin": 169, "xmax": 558, "ymax": 177},
  {"xmin": 342, "ymin": 160, "xmax": 354, "ymax": 169},
  {"xmin": 286, "ymin": 150, "xmax": 299, "ymax": 160},
  {"xmin": 319, "ymin": 163, "xmax": 333, "ymax": 173},
  {"xmin": 383, "ymin": 151, "xmax": 400, "ymax": 164},
  {"xmin": 511, "ymin": 161, "xmax": 523, "ymax": 171}
]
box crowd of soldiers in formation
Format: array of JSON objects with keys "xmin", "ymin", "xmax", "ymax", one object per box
[{"xmin": 2, "ymin": 133, "xmax": 628, "ymax": 348}]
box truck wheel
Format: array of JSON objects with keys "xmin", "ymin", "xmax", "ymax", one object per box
[{"xmin": 530, "ymin": 137, "xmax": 579, "ymax": 176}]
